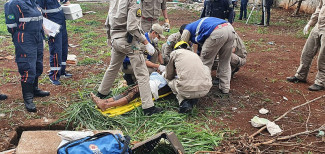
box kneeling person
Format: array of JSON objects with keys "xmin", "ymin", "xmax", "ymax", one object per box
[
  {"xmin": 164, "ymin": 42, "xmax": 212, "ymax": 113},
  {"xmin": 122, "ymin": 24, "xmax": 165, "ymax": 85}
]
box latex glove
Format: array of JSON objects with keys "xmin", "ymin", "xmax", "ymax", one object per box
[
  {"xmin": 145, "ymin": 43, "xmax": 155, "ymax": 56},
  {"xmin": 158, "ymin": 65, "xmax": 166, "ymax": 72},
  {"xmin": 163, "ymin": 22, "xmax": 170, "ymax": 32},
  {"xmin": 303, "ymin": 24, "xmax": 310, "ymax": 35}
]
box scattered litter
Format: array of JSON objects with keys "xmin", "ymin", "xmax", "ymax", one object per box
[
  {"xmin": 276, "ymin": 102, "xmax": 280, "ymax": 104},
  {"xmin": 42, "ymin": 117, "xmax": 49, "ymax": 123},
  {"xmin": 0, "ymin": 113, "xmax": 5, "ymax": 118},
  {"xmin": 241, "ymin": 95, "xmax": 249, "ymax": 99},
  {"xmin": 266, "ymin": 122, "xmax": 282, "ymax": 136},
  {"xmin": 67, "ymin": 54, "xmax": 77, "ymax": 65},
  {"xmin": 0, "ymin": 55, "xmax": 15, "ymax": 60},
  {"xmin": 259, "ymin": 108, "xmax": 269, "ymax": 114},
  {"xmin": 84, "ymin": 11, "xmax": 96, "ymax": 14},
  {"xmin": 69, "ymin": 44, "xmax": 79, "ymax": 48},
  {"xmin": 232, "ymin": 107, "xmax": 237, "ymax": 111},
  {"xmin": 283, "ymin": 96, "xmax": 288, "ymax": 101},
  {"xmin": 317, "ymin": 131, "xmax": 324, "ymax": 137},
  {"xmin": 250, "ymin": 116, "xmax": 270, "ymax": 128},
  {"xmin": 268, "ymin": 41, "xmax": 275, "ymax": 45}
]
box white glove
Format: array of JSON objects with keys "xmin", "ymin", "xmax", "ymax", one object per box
[
  {"xmin": 303, "ymin": 24, "xmax": 310, "ymax": 35},
  {"xmin": 158, "ymin": 65, "xmax": 166, "ymax": 72},
  {"xmin": 145, "ymin": 43, "xmax": 155, "ymax": 56},
  {"xmin": 163, "ymin": 22, "xmax": 170, "ymax": 32}
]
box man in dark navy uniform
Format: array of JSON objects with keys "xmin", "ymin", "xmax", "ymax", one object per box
[
  {"xmin": 5, "ymin": 0, "xmax": 50, "ymax": 112},
  {"xmin": 200, "ymin": 0, "xmax": 234, "ymax": 24},
  {"xmin": 37, "ymin": 0, "xmax": 72, "ymax": 85}
]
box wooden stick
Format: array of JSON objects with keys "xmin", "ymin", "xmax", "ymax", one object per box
[
  {"xmin": 249, "ymin": 95, "xmax": 325, "ymax": 138},
  {"xmin": 254, "ymin": 124, "xmax": 325, "ymax": 146}
]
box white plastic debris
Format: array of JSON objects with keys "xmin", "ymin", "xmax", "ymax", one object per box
[
  {"xmin": 250, "ymin": 116, "xmax": 270, "ymax": 128},
  {"xmin": 266, "ymin": 122, "xmax": 282, "ymax": 136},
  {"xmin": 0, "ymin": 113, "xmax": 5, "ymax": 118},
  {"xmin": 232, "ymin": 107, "xmax": 237, "ymax": 111},
  {"xmin": 283, "ymin": 96, "xmax": 288, "ymax": 101},
  {"xmin": 259, "ymin": 108, "xmax": 269, "ymax": 114},
  {"xmin": 317, "ymin": 131, "xmax": 324, "ymax": 137}
]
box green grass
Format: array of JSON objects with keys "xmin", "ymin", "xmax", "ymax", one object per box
[{"xmin": 78, "ymin": 57, "xmax": 102, "ymax": 66}]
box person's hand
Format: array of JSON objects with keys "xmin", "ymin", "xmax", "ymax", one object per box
[
  {"xmin": 158, "ymin": 65, "xmax": 166, "ymax": 72},
  {"xmin": 303, "ymin": 24, "xmax": 310, "ymax": 35},
  {"xmin": 63, "ymin": 1, "xmax": 70, "ymax": 5},
  {"xmin": 43, "ymin": 28, "xmax": 51, "ymax": 36},
  {"xmin": 145, "ymin": 43, "xmax": 155, "ymax": 56}
]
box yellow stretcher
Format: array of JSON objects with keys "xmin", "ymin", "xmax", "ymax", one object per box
[{"xmin": 97, "ymin": 92, "xmax": 172, "ymax": 117}]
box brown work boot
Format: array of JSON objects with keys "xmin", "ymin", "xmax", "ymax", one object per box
[{"xmin": 91, "ymin": 93, "xmax": 108, "ymax": 111}]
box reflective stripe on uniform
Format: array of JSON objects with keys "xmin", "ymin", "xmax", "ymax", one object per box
[
  {"xmin": 195, "ymin": 17, "xmax": 208, "ymax": 43},
  {"xmin": 50, "ymin": 67, "xmax": 61, "ymax": 71},
  {"xmin": 6, "ymin": 23, "xmax": 17, "ymax": 28},
  {"xmin": 19, "ymin": 16, "xmax": 43, "ymax": 22},
  {"xmin": 61, "ymin": 62, "xmax": 66, "ymax": 65},
  {"xmin": 41, "ymin": 7, "xmax": 62, "ymax": 13}
]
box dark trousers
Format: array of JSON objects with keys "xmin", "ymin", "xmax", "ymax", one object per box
[
  {"xmin": 239, "ymin": 0, "xmax": 248, "ymax": 19},
  {"xmin": 14, "ymin": 32, "xmax": 44, "ymax": 84},
  {"xmin": 48, "ymin": 21, "xmax": 69, "ymax": 81},
  {"xmin": 261, "ymin": 5, "xmax": 271, "ymax": 25}
]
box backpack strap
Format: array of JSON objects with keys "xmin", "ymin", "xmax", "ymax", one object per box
[{"xmin": 120, "ymin": 135, "xmax": 131, "ymax": 154}]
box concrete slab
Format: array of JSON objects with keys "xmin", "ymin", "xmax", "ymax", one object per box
[{"xmin": 16, "ymin": 130, "xmax": 123, "ymax": 154}]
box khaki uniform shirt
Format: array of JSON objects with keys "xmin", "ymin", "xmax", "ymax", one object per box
[
  {"xmin": 308, "ymin": 0, "xmax": 325, "ymax": 32},
  {"xmin": 165, "ymin": 49, "xmax": 212, "ymax": 93},
  {"xmin": 105, "ymin": 0, "xmax": 146, "ymax": 42},
  {"xmin": 141, "ymin": 0, "xmax": 167, "ymax": 19},
  {"xmin": 163, "ymin": 32, "xmax": 181, "ymax": 61}
]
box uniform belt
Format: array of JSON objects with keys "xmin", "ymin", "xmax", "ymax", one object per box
[
  {"xmin": 41, "ymin": 7, "xmax": 62, "ymax": 13},
  {"xmin": 19, "ymin": 16, "xmax": 43, "ymax": 22},
  {"xmin": 142, "ymin": 17, "xmax": 157, "ymax": 21},
  {"xmin": 214, "ymin": 23, "xmax": 231, "ymax": 30}
]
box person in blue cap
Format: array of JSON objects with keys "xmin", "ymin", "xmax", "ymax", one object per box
[
  {"xmin": 36, "ymin": 0, "xmax": 72, "ymax": 85},
  {"xmin": 5, "ymin": 0, "xmax": 50, "ymax": 112}
]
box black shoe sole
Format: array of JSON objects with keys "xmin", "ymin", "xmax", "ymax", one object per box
[{"xmin": 26, "ymin": 108, "xmax": 37, "ymax": 112}]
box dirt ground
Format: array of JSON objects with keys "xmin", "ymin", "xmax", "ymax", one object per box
[{"xmin": 0, "ymin": 3, "xmax": 324, "ymax": 153}]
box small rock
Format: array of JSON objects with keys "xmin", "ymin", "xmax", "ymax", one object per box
[
  {"xmin": 42, "ymin": 117, "xmax": 49, "ymax": 123},
  {"xmin": 232, "ymin": 107, "xmax": 237, "ymax": 111},
  {"xmin": 276, "ymin": 102, "xmax": 280, "ymax": 104},
  {"xmin": 259, "ymin": 108, "xmax": 269, "ymax": 114},
  {"xmin": 268, "ymin": 41, "xmax": 275, "ymax": 45},
  {"xmin": 0, "ymin": 113, "xmax": 5, "ymax": 117},
  {"xmin": 283, "ymin": 96, "xmax": 288, "ymax": 101}
]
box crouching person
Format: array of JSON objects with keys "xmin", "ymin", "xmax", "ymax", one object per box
[{"xmin": 164, "ymin": 41, "xmax": 212, "ymax": 113}]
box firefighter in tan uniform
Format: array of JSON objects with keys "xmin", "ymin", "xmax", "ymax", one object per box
[
  {"xmin": 287, "ymin": 0, "xmax": 325, "ymax": 91},
  {"xmin": 141, "ymin": 0, "xmax": 170, "ymax": 32},
  {"xmin": 164, "ymin": 42, "xmax": 212, "ymax": 113},
  {"xmin": 161, "ymin": 24, "xmax": 187, "ymax": 64},
  {"xmin": 181, "ymin": 17, "xmax": 235, "ymax": 94},
  {"xmin": 122, "ymin": 24, "xmax": 166, "ymax": 85},
  {"xmin": 96, "ymin": 0, "xmax": 162, "ymax": 115}
]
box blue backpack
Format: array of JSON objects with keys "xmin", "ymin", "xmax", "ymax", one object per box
[{"xmin": 57, "ymin": 132, "xmax": 131, "ymax": 154}]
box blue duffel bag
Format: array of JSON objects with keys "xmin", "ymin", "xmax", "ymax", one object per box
[{"xmin": 57, "ymin": 132, "xmax": 131, "ymax": 154}]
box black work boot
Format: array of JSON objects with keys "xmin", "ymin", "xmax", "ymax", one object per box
[
  {"xmin": 143, "ymin": 106, "xmax": 163, "ymax": 116},
  {"xmin": 212, "ymin": 78, "xmax": 220, "ymax": 86},
  {"xmin": 21, "ymin": 82, "xmax": 37, "ymax": 112},
  {"xmin": 96, "ymin": 91, "xmax": 111, "ymax": 99},
  {"xmin": 179, "ymin": 100, "xmax": 193, "ymax": 113},
  {"xmin": 231, "ymin": 67, "xmax": 240, "ymax": 78},
  {"xmin": 286, "ymin": 76, "xmax": 307, "ymax": 83},
  {"xmin": 33, "ymin": 78, "xmax": 50, "ymax": 97},
  {"xmin": 308, "ymin": 84, "xmax": 324, "ymax": 91},
  {"xmin": 0, "ymin": 94, "xmax": 8, "ymax": 100}
]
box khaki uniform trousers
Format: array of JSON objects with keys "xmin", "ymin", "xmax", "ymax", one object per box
[
  {"xmin": 122, "ymin": 64, "xmax": 156, "ymax": 81},
  {"xmin": 98, "ymin": 38, "xmax": 154, "ymax": 109},
  {"xmin": 230, "ymin": 53, "xmax": 246, "ymax": 69},
  {"xmin": 167, "ymin": 79, "xmax": 208, "ymax": 105},
  {"xmin": 201, "ymin": 25, "xmax": 235, "ymax": 93},
  {"xmin": 295, "ymin": 27, "xmax": 325, "ymax": 87},
  {"xmin": 141, "ymin": 19, "xmax": 159, "ymax": 32}
]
